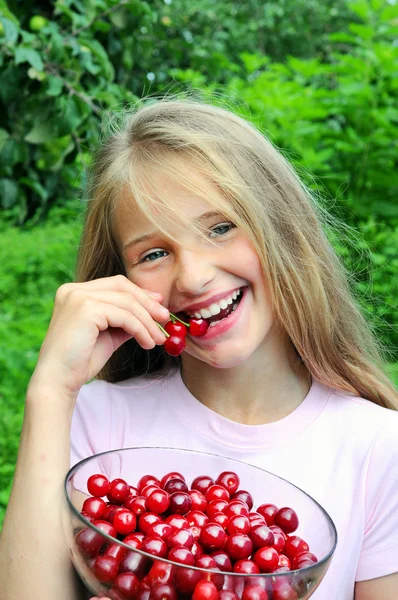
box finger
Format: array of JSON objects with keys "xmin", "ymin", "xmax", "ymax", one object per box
[
  {"xmin": 94, "ymin": 303, "xmax": 162, "ymax": 350},
  {"xmin": 76, "ymin": 290, "xmax": 168, "ymax": 344}
]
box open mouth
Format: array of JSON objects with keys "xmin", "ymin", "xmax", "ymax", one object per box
[{"xmin": 178, "ymin": 288, "xmax": 245, "ymax": 328}]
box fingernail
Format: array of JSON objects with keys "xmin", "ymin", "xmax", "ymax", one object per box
[
  {"xmin": 148, "ymin": 291, "xmax": 162, "ymax": 298},
  {"xmin": 159, "ymin": 306, "xmax": 170, "ymax": 316}
]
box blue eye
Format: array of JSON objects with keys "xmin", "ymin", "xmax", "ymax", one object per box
[
  {"xmin": 140, "ymin": 250, "xmax": 168, "ymax": 263},
  {"xmin": 209, "ymin": 222, "xmax": 236, "ymax": 237}
]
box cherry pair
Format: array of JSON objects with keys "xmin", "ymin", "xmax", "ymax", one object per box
[{"xmin": 159, "ymin": 314, "xmax": 210, "ymax": 356}]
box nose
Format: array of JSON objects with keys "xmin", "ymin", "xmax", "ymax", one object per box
[{"xmin": 174, "ymin": 247, "xmax": 215, "ymax": 295}]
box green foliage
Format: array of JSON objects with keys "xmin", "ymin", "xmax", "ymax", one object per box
[
  {"xmin": 0, "ymin": 217, "xmax": 82, "ymax": 523},
  {"xmin": 1, "ymin": 0, "xmax": 354, "ymax": 223}
]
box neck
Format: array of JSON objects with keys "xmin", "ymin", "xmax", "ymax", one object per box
[{"xmin": 180, "ymin": 329, "xmax": 311, "ymax": 425}]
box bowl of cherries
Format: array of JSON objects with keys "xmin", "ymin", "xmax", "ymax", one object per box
[{"xmin": 64, "ymin": 448, "xmax": 337, "ymax": 600}]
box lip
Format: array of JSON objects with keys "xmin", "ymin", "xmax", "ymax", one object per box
[
  {"xmin": 172, "ymin": 287, "xmax": 243, "ymax": 315},
  {"xmin": 195, "ymin": 286, "xmax": 248, "ymax": 341}
]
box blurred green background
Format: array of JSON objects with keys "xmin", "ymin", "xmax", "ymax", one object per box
[{"xmin": 0, "ymin": 0, "xmax": 397, "ymax": 526}]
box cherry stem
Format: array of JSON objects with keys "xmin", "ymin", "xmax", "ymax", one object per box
[
  {"xmin": 156, "ymin": 323, "xmax": 170, "ymax": 337},
  {"xmin": 169, "ymin": 312, "xmax": 190, "ymax": 327}
]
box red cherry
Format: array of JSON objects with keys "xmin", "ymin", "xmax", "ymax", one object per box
[
  {"xmin": 189, "ymin": 318, "xmax": 210, "ymax": 337},
  {"xmin": 271, "ymin": 580, "xmax": 298, "ymax": 600},
  {"xmin": 75, "ymin": 526, "xmax": 105, "ymax": 558},
  {"xmin": 232, "ymin": 490, "xmax": 254, "ymax": 510},
  {"xmin": 141, "ymin": 536, "xmax": 168, "ymax": 558},
  {"xmin": 167, "ymin": 528, "xmax": 194, "ymax": 549},
  {"xmin": 165, "ymin": 321, "xmax": 187, "ymax": 337},
  {"xmin": 119, "ymin": 551, "xmax": 149, "ymax": 577},
  {"xmin": 227, "ymin": 515, "xmax": 250, "ymax": 535},
  {"xmin": 199, "ymin": 522, "xmax": 228, "ymax": 551},
  {"xmin": 189, "ymin": 489, "xmax": 207, "ymax": 512},
  {"xmin": 87, "ymin": 474, "xmax": 110, "ymax": 497},
  {"xmin": 174, "ymin": 566, "xmax": 201, "ymax": 594},
  {"xmin": 93, "ymin": 519, "xmax": 117, "ymax": 538},
  {"xmin": 107, "ymin": 478, "xmax": 130, "ymax": 505},
  {"xmin": 242, "ymin": 585, "xmax": 268, "ymax": 600},
  {"xmin": 188, "ymin": 524, "xmax": 201, "ymax": 540},
  {"xmin": 168, "ymin": 546, "xmax": 195, "ymax": 565},
  {"xmin": 219, "ymin": 591, "xmax": 239, "ymax": 600},
  {"xmin": 113, "ymin": 508, "xmax": 137, "ymax": 535},
  {"xmin": 250, "ymin": 524, "xmax": 275, "ymax": 550},
  {"xmin": 225, "ymin": 534, "xmax": 253, "ymax": 561},
  {"xmin": 165, "ymin": 514, "xmax": 190, "ymax": 530},
  {"xmin": 233, "ymin": 559, "xmax": 259, "ymax": 574},
  {"xmin": 138, "ymin": 512, "xmax": 162, "ymax": 534},
  {"xmin": 210, "ymin": 512, "xmax": 229, "ymax": 530},
  {"xmin": 283, "ymin": 535, "xmax": 309, "ymax": 559},
  {"xmin": 169, "ymin": 491, "xmax": 192, "ymax": 515},
  {"xmin": 123, "ymin": 532, "xmax": 144, "ymax": 549},
  {"xmin": 147, "ymin": 560, "xmax": 175, "ymax": 587},
  {"xmin": 274, "ymin": 507, "xmax": 299, "ymax": 534},
  {"xmin": 137, "ymin": 474, "xmax": 160, "ymax": 493},
  {"xmin": 269, "ymin": 527, "xmax": 286, "ymax": 553},
  {"xmin": 206, "ymin": 484, "xmax": 230, "ymax": 503},
  {"xmin": 141, "ymin": 484, "xmax": 160, "ymax": 498},
  {"xmin": 164, "ymin": 478, "xmax": 189, "ymax": 494},
  {"xmin": 211, "ymin": 550, "xmax": 232, "ymax": 572},
  {"xmin": 191, "ymin": 475, "xmax": 215, "ymax": 495},
  {"xmin": 216, "ymin": 471, "xmax": 240, "ymax": 495},
  {"xmin": 125, "ymin": 495, "xmax": 147, "ymax": 516},
  {"xmin": 147, "ymin": 522, "xmax": 174, "ymax": 541},
  {"xmin": 191, "ymin": 540, "xmax": 203, "ymax": 556},
  {"xmin": 146, "ymin": 489, "xmax": 170, "ymax": 514},
  {"xmin": 160, "ymin": 471, "xmax": 186, "ymax": 488},
  {"xmin": 103, "ymin": 541, "xmax": 128, "ymax": 563},
  {"xmin": 93, "ymin": 555, "xmax": 118, "ymax": 582},
  {"xmin": 256, "ymin": 504, "xmax": 278, "ymax": 526},
  {"xmin": 253, "ymin": 547, "xmax": 279, "ymax": 573},
  {"xmin": 193, "ymin": 580, "xmax": 219, "ymax": 600},
  {"xmin": 206, "ymin": 500, "xmax": 228, "ymax": 518},
  {"xmin": 224, "ymin": 500, "xmax": 249, "ymax": 519},
  {"xmin": 164, "ymin": 335, "xmax": 186, "ymax": 356},
  {"xmin": 186, "ymin": 510, "xmax": 209, "ymax": 528},
  {"xmin": 82, "ymin": 497, "xmax": 107, "ymax": 520},
  {"xmin": 150, "ymin": 583, "xmax": 177, "ymax": 600},
  {"xmin": 113, "ymin": 572, "xmax": 140, "ymax": 598},
  {"xmin": 277, "ymin": 554, "xmax": 291, "ymax": 569}
]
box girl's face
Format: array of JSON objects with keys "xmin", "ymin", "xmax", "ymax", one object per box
[{"xmin": 114, "ymin": 171, "xmax": 275, "ymax": 369}]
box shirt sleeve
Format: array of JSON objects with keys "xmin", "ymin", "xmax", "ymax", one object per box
[
  {"xmin": 356, "ymin": 411, "xmax": 398, "ymax": 581},
  {"xmin": 69, "ymin": 380, "xmax": 113, "ymax": 493}
]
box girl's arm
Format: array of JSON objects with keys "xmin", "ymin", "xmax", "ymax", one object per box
[
  {"xmin": 0, "ymin": 384, "xmax": 86, "ymax": 599},
  {"xmin": 355, "ymin": 573, "xmax": 398, "ymax": 599},
  {"xmin": 0, "ymin": 276, "xmax": 168, "ymax": 600}
]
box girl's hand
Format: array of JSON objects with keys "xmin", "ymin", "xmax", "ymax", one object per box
[{"xmin": 29, "ymin": 275, "xmax": 169, "ymax": 399}]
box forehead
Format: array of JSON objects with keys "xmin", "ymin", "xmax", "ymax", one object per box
[{"xmin": 112, "ymin": 166, "xmax": 231, "ymax": 245}]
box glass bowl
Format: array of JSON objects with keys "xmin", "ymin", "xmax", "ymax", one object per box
[{"xmin": 64, "ymin": 447, "xmax": 337, "ymax": 600}]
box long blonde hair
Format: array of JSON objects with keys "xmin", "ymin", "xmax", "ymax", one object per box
[{"xmin": 76, "ymin": 96, "xmax": 397, "ymax": 410}]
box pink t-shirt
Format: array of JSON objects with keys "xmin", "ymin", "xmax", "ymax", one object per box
[{"xmin": 70, "ymin": 368, "xmax": 398, "ymax": 599}]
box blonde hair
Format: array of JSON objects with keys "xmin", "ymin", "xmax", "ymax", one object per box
[{"xmin": 76, "ymin": 96, "xmax": 397, "ymax": 410}]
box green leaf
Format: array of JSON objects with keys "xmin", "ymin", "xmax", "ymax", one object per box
[
  {"xmin": 24, "ymin": 123, "xmax": 55, "ymax": 144},
  {"xmin": 14, "ymin": 47, "xmax": 44, "ymax": 71},
  {"xmin": 46, "ymin": 75, "xmax": 63, "ymax": 97},
  {"xmin": 0, "ymin": 16, "xmax": 19, "ymax": 45},
  {"xmin": 78, "ymin": 37, "xmax": 115, "ymax": 81},
  {"xmin": 0, "ymin": 128, "xmax": 9, "ymax": 152},
  {"xmin": 0, "ymin": 178, "xmax": 18, "ymax": 208}
]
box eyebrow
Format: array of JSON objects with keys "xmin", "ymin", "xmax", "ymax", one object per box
[{"xmin": 121, "ymin": 210, "xmax": 224, "ymax": 252}]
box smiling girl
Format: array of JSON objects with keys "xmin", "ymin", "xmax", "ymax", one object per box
[{"xmin": 0, "ymin": 98, "xmax": 397, "ymax": 600}]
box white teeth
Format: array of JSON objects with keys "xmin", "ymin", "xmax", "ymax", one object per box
[
  {"xmin": 219, "ymin": 299, "xmax": 228, "ymax": 309},
  {"xmin": 208, "ymin": 303, "xmax": 221, "ymax": 316},
  {"xmin": 188, "ymin": 288, "xmax": 241, "ymax": 319}
]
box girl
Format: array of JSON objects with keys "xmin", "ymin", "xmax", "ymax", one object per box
[{"xmin": 0, "ymin": 98, "xmax": 397, "ymax": 600}]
